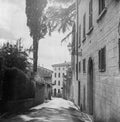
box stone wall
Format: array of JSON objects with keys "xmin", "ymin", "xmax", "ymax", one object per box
[{"xmin": 72, "ymin": 0, "xmax": 120, "ymax": 122}]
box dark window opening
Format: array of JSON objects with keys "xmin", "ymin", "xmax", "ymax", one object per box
[
  {"xmin": 98, "ymin": 46, "xmax": 106, "ymax": 72},
  {"xmin": 58, "ymin": 73, "xmax": 60, "ymax": 77},
  {"xmin": 83, "ymin": 59, "xmax": 86, "ymax": 73},
  {"xmin": 58, "ymin": 81, "xmax": 60, "ymax": 86},
  {"xmin": 99, "ymin": 0, "xmax": 105, "ymax": 15},
  {"xmin": 76, "ymin": 63, "xmax": 78, "ymax": 79},
  {"xmin": 89, "ymin": 0, "xmax": 93, "ymax": 29},
  {"xmin": 58, "ymin": 89, "xmax": 60, "ymax": 93},
  {"xmin": 83, "ymin": 13, "xmax": 86, "ymax": 41}
]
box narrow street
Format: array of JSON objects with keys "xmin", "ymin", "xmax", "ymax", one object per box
[{"xmin": 1, "ymin": 98, "xmax": 92, "ymax": 122}]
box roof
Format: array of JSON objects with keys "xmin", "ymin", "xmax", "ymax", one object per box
[{"xmin": 52, "ymin": 62, "xmax": 71, "ymax": 67}]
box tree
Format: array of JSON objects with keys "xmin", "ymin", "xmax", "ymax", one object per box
[
  {"xmin": 45, "ymin": 0, "xmax": 76, "ymax": 34},
  {"xmin": 26, "ymin": 0, "xmax": 47, "ymax": 73},
  {"xmin": 0, "ymin": 42, "xmax": 29, "ymax": 72}
]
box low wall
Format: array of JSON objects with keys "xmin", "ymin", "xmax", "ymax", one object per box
[{"xmin": 4, "ymin": 98, "xmax": 34, "ymax": 113}]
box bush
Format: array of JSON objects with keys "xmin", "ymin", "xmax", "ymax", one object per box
[{"xmin": 2, "ymin": 67, "xmax": 35, "ymax": 101}]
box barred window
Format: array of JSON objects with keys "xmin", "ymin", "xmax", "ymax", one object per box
[
  {"xmin": 83, "ymin": 59, "xmax": 86, "ymax": 73},
  {"xmin": 99, "ymin": 0, "xmax": 105, "ymax": 15},
  {"xmin": 89, "ymin": 0, "xmax": 93, "ymax": 29},
  {"xmin": 98, "ymin": 46, "xmax": 106, "ymax": 72}
]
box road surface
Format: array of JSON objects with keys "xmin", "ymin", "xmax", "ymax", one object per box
[{"xmin": 1, "ymin": 98, "xmax": 93, "ymax": 122}]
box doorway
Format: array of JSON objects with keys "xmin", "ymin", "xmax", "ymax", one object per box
[{"xmin": 87, "ymin": 57, "xmax": 94, "ymax": 115}]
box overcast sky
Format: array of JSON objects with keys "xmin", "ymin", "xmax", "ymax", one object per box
[{"xmin": 0, "ymin": 0, "xmax": 71, "ymax": 70}]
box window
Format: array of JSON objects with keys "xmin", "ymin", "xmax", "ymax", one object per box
[
  {"xmin": 58, "ymin": 89, "xmax": 60, "ymax": 93},
  {"xmin": 79, "ymin": 25, "xmax": 81, "ymax": 46},
  {"xmin": 89, "ymin": 0, "xmax": 93, "ymax": 29},
  {"xmin": 98, "ymin": 46, "xmax": 106, "ymax": 72},
  {"xmin": 99, "ymin": 0, "xmax": 105, "ymax": 15},
  {"xmin": 79, "ymin": 61, "xmax": 81, "ymax": 73},
  {"xmin": 54, "ymin": 89, "xmax": 56, "ymax": 96},
  {"xmin": 54, "ymin": 80, "xmax": 56, "ymax": 85},
  {"xmin": 54, "ymin": 73, "xmax": 56, "ymax": 77},
  {"xmin": 83, "ymin": 59, "xmax": 86, "ymax": 73},
  {"xmin": 59, "ymin": 67, "xmax": 60, "ymax": 70},
  {"xmin": 83, "ymin": 13, "xmax": 86, "ymax": 41},
  {"xmin": 58, "ymin": 81, "xmax": 60, "ymax": 86},
  {"xmin": 58, "ymin": 73, "xmax": 60, "ymax": 77}
]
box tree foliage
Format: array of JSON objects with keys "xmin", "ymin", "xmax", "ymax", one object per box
[
  {"xmin": 45, "ymin": 0, "xmax": 76, "ymax": 34},
  {"xmin": 26, "ymin": 0, "xmax": 47, "ymax": 73},
  {"xmin": 0, "ymin": 42, "xmax": 29, "ymax": 72}
]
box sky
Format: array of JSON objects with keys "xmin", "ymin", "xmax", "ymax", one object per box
[{"xmin": 0, "ymin": 0, "xmax": 71, "ymax": 70}]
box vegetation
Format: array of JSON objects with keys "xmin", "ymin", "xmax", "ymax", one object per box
[
  {"xmin": 26, "ymin": 0, "xmax": 47, "ymax": 73},
  {"xmin": 45, "ymin": 0, "xmax": 76, "ymax": 34},
  {"xmin": 0, "ymin": 42, "xmax": 29, "ymax": 72},
  {"xmin": 0, "ymin": 41, "xmax": 35, "ymax": 101},
  {"xmin": 25, "ymin": 0, "xmax": 76, "ymax": 74}
]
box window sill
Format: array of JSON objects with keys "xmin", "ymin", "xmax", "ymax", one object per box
[
  {"xmin": 87, "ymin": 26, "xmax": 94, "ymax": 35},
  {"xmin": 82, "ymin": 37, "xmax": 86, "ymax": 43},
  {"xmin": 97, "ymin": 7, "xmax": 107, "ymax": 22}
]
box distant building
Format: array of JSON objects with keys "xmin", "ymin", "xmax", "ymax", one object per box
[{"xmin": 52, "ymin": 62, "xmax": 71, "ymax": 97}]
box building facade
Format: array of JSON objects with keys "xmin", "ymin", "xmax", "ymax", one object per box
[
  {"xmin": 71, "ymin": 0, "xmax": 120, "ymax": 122},
  {"xmin": 52, "ymin": 62, "xmax": 71, "ymax": 97}
]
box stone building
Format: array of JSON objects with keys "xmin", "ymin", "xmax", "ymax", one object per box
[
  {"xmin": 52, "ymin": 62, "xmax": 71, "ymax": 97},
  {"xmin": 71, "ymin": 0, "xmax": 120, "ymax": 122}
]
